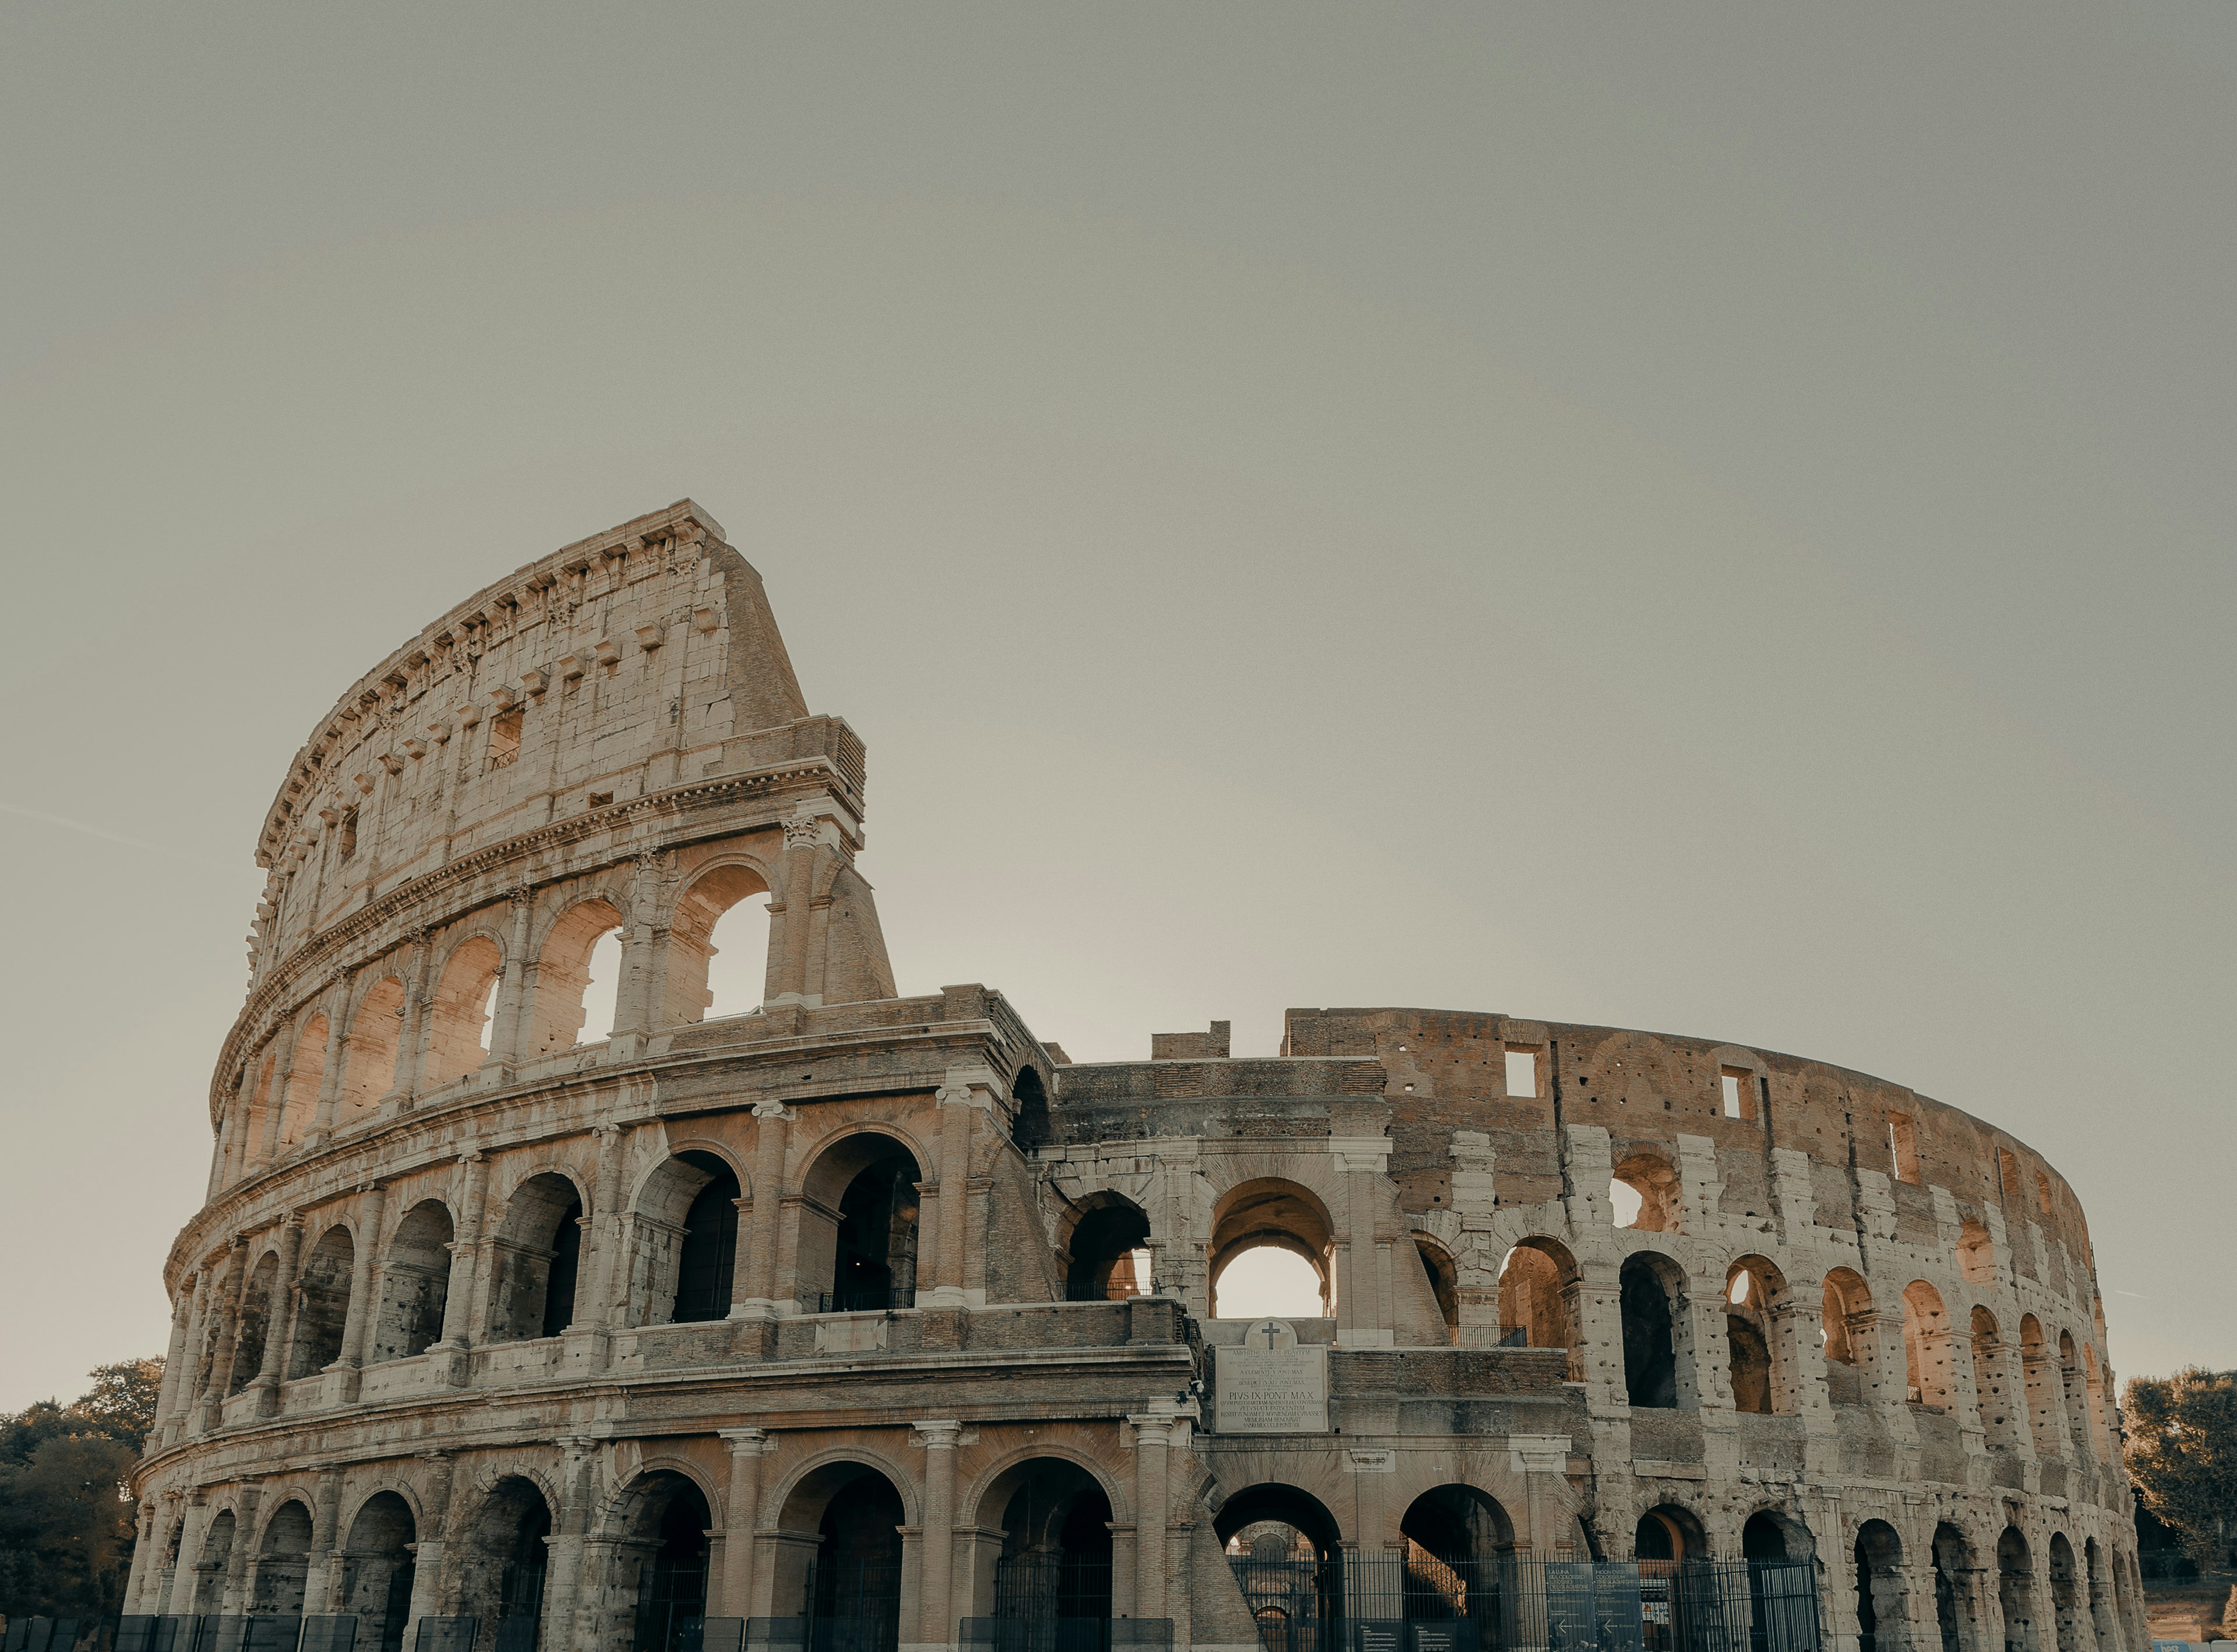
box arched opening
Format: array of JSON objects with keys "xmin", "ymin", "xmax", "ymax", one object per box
[
  {"xmin": 372, "ymin": 1200, "xmax": 453, "ymax": 1362},
  {"xmin": 528, "ymin": 898, "xmax": 626, "ymax": 1056},
  {"xmin": 228, "ymin": 1251, "xmax": 280, "ymax": 1395},
  {"xmin": 455, "ymin": 1477, "xmax": 554, "ymax": 1652},
  {"xmin": 340, "ymin": 976, "xmax": 407, "ymax": 1114},
  {"xmin": 253, "ymin": 1499, "xmax": 315, "ymax": 1614},
  {"xmin": 242, "ymin": 1053, "xmax": 278, "ymax": 1169},
  {"xmin": 425, "ymin": 934, "xmax": 504, "ymax": 1087},
  {"xmin": 195, "ymin": 1510, "xmax": 237, "ymax": 1612},
  {"xmin": 1497, "ymin": 1238, "xmax": 1579, "ymax": 1371},
  {"xmin": 626, "ymin": 1152, "xmax": 745, "ymax": 1326},
  {"xmin": 1216, "ymin": 1484, "xmax": 1346, "ymax": 1652},
  {"xmin": 799, "ymin": 1135, "xmax": 923, "ymax": 1315},
  {"xmin": 2047, "ymin": 1535, "xmax": 2083, "ymax": 1652},
  {"xmin": 1726, "ymin": 1255, "xmax": 1789, "ymax": 1415},
  {"xmin": 1998, "ymin": 1527, "xmax": 2036, "ymax": 1652},
  {"xmin": 289, "ymin": 1224, "xmax": 355, "ymax": 1378},
  {"xmin": 2019, "ymin": 1317, "xmax": 2060, "ymax": 1458},
  {"xmin": 340, "ymin": 1492, "xmax": 417, "ymax": 1652},
  {"xmin": 279, "ymin": 1015, "xmax": 329, "ymax": 1151},
  {"xmin": 623, "ymin": 1473, "xmax": 714, "ymax": 1652},
  {"xmin": 1902, "ymin": 1282, "xmax": 1953, "ymax": 1409},
  {"xmin": 1635, "ymin": 1504, "xmax": 1707, "ymax": 1563},
  {"xmin": 1855, "ymin": 1520, "xmax": 1907, "ymax": 1652},
  {"xmin": 1969, "ymin": 1309, "xmax": 2021, "ymax": 1453},
  {"xmin": 774, "ymin": 1464, "xmax": 906, "ymax": 1646},
  {"xmin": 1210, "ymin": 1181, "xmax": 1336, "ymax": 1321},
  {"xmin": 2080, "ymin": 1346, "xmax": 2112, "ymax": 1464},
  {"xmin": 1956, "ymin": 1221, "xmax": 1998, "ymax": 1287},
  {"xmin": 664, "ymin": 863, "xmax": 773, "ymax": 1025},
  {"xmin": 1820, "ymin": 1268, "xmax": 1871, "ymax": 1407},
  {"xmin": 2082, "ymin": 1538, "xmax": 2119, "ymax": 1652},
  {"xmin": 1610, "ymin": 1153, "xmax": 1682, "ymax": 1233},
  {"xmin": 1011, "ymin": 1067, "xmax": 1052, "ymax": 1154},
  {"xmin": 1064, "ymin": 1196, "xmax": 1152, "ymax": 1302},
  {"xmin": 1621, "ymin": 1252, "xmax": 1688, "ymax": 1409},
  {"xmin": 486, "ymin": 1172, "xmax": 587, "ymax": 1344},
  {"xmin": 1930, "ymin": 1524, "xmax": 1975, "ymax": 1652},
  {"xmin": 1744, "ymin": 1510, "xmax": 1819, "ymax": 1652},
  {"xmin": 2056, "ymin": 1335, "xmax": 2093, "ymax": 1463},
  {"xmin": 980, "ymin": 1457, "xmax": 1117, "ymax": 1633},
  {"xmin": 1415, "ymin": 1238, "xmax": 1460, "ymax": 1346},
  {"xmin": 1386, "ymin": 1486, "xmax": 1514, "ymax": 1635}
]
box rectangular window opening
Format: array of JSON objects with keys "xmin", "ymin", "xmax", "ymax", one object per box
[
  {"xmin": 1889, "ymin": 1114, "xmax": 1920, "ymax": 1184},
  {"xmin": 1504, "ymin": 1047, "xmax": 1537, "ymax": 1100},
  {"xmin": 487, "ymin": 708, "xmax": 524, "ymax": 770},
  {"xmin": 1998, "ymin": 1148, "xmax": 2021, "ymax": 1202},
  {"xmin": 2036, "ymin": 1170, "xmax": 2053, "ymax": 1215},
  {"xmin": 1720, "ymin": 1068, "xmax": 1756, "ymax": 1121}
]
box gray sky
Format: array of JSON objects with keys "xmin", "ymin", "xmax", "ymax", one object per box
[{"xmin": 2, "ymin": 5, "xmax": 2231, "ymax": 1410}]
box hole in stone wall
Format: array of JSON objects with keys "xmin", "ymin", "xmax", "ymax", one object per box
[
  {"xmin": 1889, "ymin": 1114, "xmax": 1920, "ymax": 1184},
  {"xmin": 577, "ymin": 929, "xmax": 622, "ymax": 1046},
  {"xmin": 1609, "ymin": 1180, "xmax": 1645, "ymax": 1229},
  {"xmin": 486, "ymin": 709, "xmax": 523, "ymax": 769},
  {"xmin": 704, "ymin": 892, "xmax": 772, "ymax": 1018},
  {"xmin": 1504, "ymin": 1048, "xmax": 1537, "ymax": 1098}
]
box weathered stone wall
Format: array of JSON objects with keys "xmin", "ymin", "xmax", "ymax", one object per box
[{"xmin": 129, "ymin": 504, "xmax": 2145, "ymax": 1652}]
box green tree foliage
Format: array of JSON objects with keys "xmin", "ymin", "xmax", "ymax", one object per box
[
  {"xmin": 0, "ymin": 1357, "xmax": 164, "ymax": 1623},
  {"xmin": 2124, "ymin": 1367, "xmax": 2237, "ymax": 1568}
]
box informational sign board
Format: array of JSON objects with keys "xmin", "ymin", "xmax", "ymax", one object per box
[
  {"xmin": 1353, "ymin": 1622, "xmax": 1405, "ymax": 1652},
  {"xmin": 1215, "ymin": 1319, "xmax": 1329, "ymax": 1433},
  {"xmin": 1409, "ymin": 1622, "xmax": 1477, "ymax": 1652}
]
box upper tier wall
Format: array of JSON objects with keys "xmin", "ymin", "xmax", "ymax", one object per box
[{"xmin": 248, "ymin": 500, "xmax": 857, "ymax": 978}]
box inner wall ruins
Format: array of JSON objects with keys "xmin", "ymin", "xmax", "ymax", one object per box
[{"xmin": 128, "ymin": 501, "xmax": 2143, "ymax": 1652}]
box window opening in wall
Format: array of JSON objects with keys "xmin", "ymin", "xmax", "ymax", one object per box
[
  {"xmin": 672, "ymin": 1158, "xmax": 741, "ymax": 1323},
  {"xmin": 478, "ymin": 975, "xmax": 499, "ymax": 1053},
  {"xmin": 542, "ymin": 1198, "xmax": 583, "ymax": 1338},
  {"xmin": 1498, "ymin": 1240, "xmax": 1579, "ymax": 1371},
  {"xmin": 1720, "ymin": 1070, "xmax": 1748, "ymax": 1119},
  {"xmin": 834, "ymin": 1152, "xmax": 920, "ymax": 1312},
  {"xmin": 1998, "ymin": 1149, "xmax": 2021, "ymax": 1203},
  {"xmin": 1888, "ymin": 1115, "xmax": 1920, "ymax": 1184},
  {"xmin": 1215, "ymin": 1247, "xmax": 1326, "ymax": 1319},
  {"xmin": 1504, "ymin": 1047, "xmax": 1537, "ymax": 1099},
  {"xmin": 486, "ymin": 708, "xmax": 523, "ymax": 769},
  {"xmin": 703, "ymin": 891, "xmax": 772, "ymax": 1018},
  {"xmin": 338, "ymin": 807, "xmax": 358, "ymax": 861},
  {"xmin": 577, "ymin": 926, "xmax": 623, "ymax": 1046},
  {"xmin": 1609, "ymin": 1180, "xmax": 1645, "ymax": 1229},
  {"xmin": 2037, "ymin": 1171, "xmax": 2053, "ymax": 1215},
  {"xmin": 1609, "ymin": 1154, "xmax": 1680, "ymax": 1233},
  {"xmin": 1065, "ymin": 1199, "xmax": 1153, "ymax": 1302},
  {"xmin": 1619, "ymin": 1253, "xmax": 1682, "ymax": 1409},
  {"xmin": 1415, "ymin": 1238, "xmax": 1460, "ymax": 1345}
]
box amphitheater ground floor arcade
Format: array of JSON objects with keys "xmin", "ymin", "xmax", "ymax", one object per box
[{"xmin": 124, "ymin": 1409, "xmax": 2148, "ymax": 1652}]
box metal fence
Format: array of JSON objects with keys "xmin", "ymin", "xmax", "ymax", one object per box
[{"xmin": 1228, "ymin": 1556, "xmax": 1820, "ymax": 1652}]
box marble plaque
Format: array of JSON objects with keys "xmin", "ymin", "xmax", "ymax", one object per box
[{"xmin": 1215, "ymin": 1318, "xmax": 1329, "ymax": 1433}]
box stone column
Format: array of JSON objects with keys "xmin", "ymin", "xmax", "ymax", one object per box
[
  {"xmin": 1130, "ymin": 1411, "xmax": 1173, "ymax": 1621},
  {"xmin": 432, "ymin": 1151, "xmax": 492, "ymax": 1379},
  {"xmin": 251, "ymin": 1216, "xmax": 304, "ymax": 1414},
  {"xmin": 718, "ymin": 1429, "xmax": 771, "ymax": 1619},
  {"xmin": 125, "ymin": 1499, "xmax": 158, "ymax": 1611},
  {"xmin": 1330, "ymin": 1137, "xmax": 1392, "ymax": 1344},
  {"xmin": 155, "ymin": 1283, "xmax": 196, "ymax": 1439},
  {"xmin": 308, "ymin": 989, "xmax": 351, "ymax": 1148},
  {"xmin": 404, "ymin": 1450, "xmax": 456, "ymax": 1641},
  {"xmin": 734, "ymin": 1101, "xmax": 791, "ymax": 1316},
  {"xmin": 914, "ymin": 1421, "xmax": 963, "ymax": 1649},
  {"xmin": 544, "ymin": 1436, "xmax": 598, "ymax": 1651},
  {"xmin": 305, "ymin": 1464, "xmax": 345, "ymax": 1613},
  {"xmin": 259, "ymin": 1022, "xmax": 299, "ymax": 1163},
  {"xmin": 612, "ymin": 852, "xmax": 663, "ymax": 1046},
  {"xmin": 768, "ymin": 820, "xmax": 822, "ymax": 1004},
  {"xmin": 582, "ymin": 1123, "xmax": 629, "ymax": 1332},
  {"xmin": 221, "ymin": 1488, "xmax": 260, "ymax": 1612},
  {"xmin": 171, "ymin": 1494, "xmax": 211, "ymax": 1614},
  {"xmin": 333, "ymin": 1183, "xmax": 386, "ymax": 1404},
  {"xmin": 926, "ymin": 1082, "xmax": 983, "ymax": 1308},
  {"xmin": 2024, "ymin": 1348, "xmax": 2073, "ymax": 1462},
  {"xmin": 489, "ymin": 886, "xmax": 535, "ymax": 1066},
  {"xmin": 1510, "ymin": 1435, "xmax": 1575, "ymax": 1554},
  {"xmin": 199, "ymin": 1240, "xmax": 252, "ymax": 1428},
  {"xmin": 398, "ymin": 930, "xmax": 435, "ymax": 1101}
]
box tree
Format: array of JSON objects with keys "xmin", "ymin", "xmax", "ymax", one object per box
[
  {"xmin": 2124, "ymin": 1367, "xmax": 2237, "ymax": 1569},
  {"xmin": 0, "ymin": 1357, "xmax": 164, "ymax": 1624}
]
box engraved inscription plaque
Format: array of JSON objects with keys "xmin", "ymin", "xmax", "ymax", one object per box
[{"xmin": 1214, "ymin": 1318, "xmax": 1329, "ymax": 1433}]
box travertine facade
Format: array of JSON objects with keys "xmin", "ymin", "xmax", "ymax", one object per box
[{"xmin": 129, "ymin": 502, "xmax": 2143, "ymax": 1652}]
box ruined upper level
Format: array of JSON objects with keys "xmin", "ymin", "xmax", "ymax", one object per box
[{"xmin": 248, "ymin": 500, "xmax": 864, "ymax": 980}]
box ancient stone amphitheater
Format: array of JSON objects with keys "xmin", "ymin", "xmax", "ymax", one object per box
[{"xmin": 126, "ymin": 502, "xmax": 2143, "ymax": 1652}]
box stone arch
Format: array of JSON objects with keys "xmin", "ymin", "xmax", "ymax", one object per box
[
  {"xmin": 278, "ymin": 1012, "xmax": 329, "ymax": 1150},
  {"xmin": 797, "ymin": 1128, "xmax": 927, "ymax": 1314},
  {"xmin": 1610, "ymin": 1150, "xmax": 1683, "ymax": 1233},
  {"xmin": 2048, "ymin": 1533, "xmax": 2084, "ymax": 1652},
  {"xmin": 1855, "ymin": 1517, "xmax": 1909, "ymax": 1652},
  {"xmin": 1635, "ymin": 1501, "xmax": 1710, "ymax": 1562},
  {"xmin": 241, "ymin": 1049, "xmax": 280, "ymax": 1169},
  {"xmin": 1902, "ymin": 1280, "xmax": 1954, "ymax": 1409},
  {"xmin": 454, "ymin": 1474, "xmax": 558, "ymax": 1646},
  {"xmin": 2079, "ymin": 1344, "xmax": 2113, "ymax": 1463},
  {"xmin": 252, "ymin": 1496, "xmax": 315, "ymax": 1614},
  {"xmin": 972, "ymin": 1452, "xmax": 1121, "ymax": 1629},
  {"xmin": 338, "ymin": 972, "xmax": 408, "ymax": 1114},
  {"xmin": 424, "ymin": 929, "xmax": 504, "ymax": 1088},
  {"xmin": 1413, "ymin": 1232, "xmax": 1461, "ymax": 1346},
  {"xmin": 1058, "ymin": 1191, "xmax": 1153, "ymax": 1302},
  {"xmin": 1619, "ymin": 1249, "xmax": 1692, "ymax": 1410},
  {"xmin": 1400, "ymin": 1483, "xmax": 1518, "ymax": 1565},
  {"xmin": 1209, "ymin": 1178, "xmax": 1339, "ymax": 1319},
  {"xmin": 2056, "ymin": 1333, "xmax": 2093, "ymax": 1462},
  {"xmin": 1956, "ymin": 1220, "xmax": 1998, "ymax": 1287},
  {"xmin": 1999, "ymin": 1525, "xmax": 2038, "ymax": 1652},
  {"xmin": 1216, "ymin": 1482, "xmax": 1349, "ymax": 1644},
  {"xmin": 228, "ymin": 1250, "xmax": 281, "ymax": 1396},
  {"xmin": 526, "ymin": 895, "xmax": 628, "ymax": 1056},
  {"xmin": 1010, "ymin": 1065, "xmax": 1053, "ymax": 1153},
  {"xmin": 1970, "ymin": 1307, "xmax": 2025, "ymax": 1453},
  {"xmin": 2019, "ymin": 1316, "xmax": 2062, "ymax": 1457},
  {"xmin": 2082, "ymin": 1537, "xmax": 2119, "ymax": 1652},
  {"xmin": 629, "ymin": 1149, "xmax": 743, "ymax": 1326},
  {"xmin": 964, "ymin": 1442, "xmax": 1131, "ymax": 1537},
  {"xmin": 486, "ymin": 1169, "xmax": 588, "ymax": 1343},
  {"xmin": 664, "ymin": 856, "xmax": 776, "ymax": 1025},
  {"xmin": 194, "ymin": 1507, "xmax": 238, "ymax": 1612},
  {"xmin": 1931, "ymin": 1522, "xmax": 1978, "ymax": 1652},
  {"xmin": 371, "ymin": 1198, "xmax": 453, "ymax": 1362},
  {"xmin": 1724, "ymin": 1253, "xmax": 1792, "ymax": 1415},
  {"xmin": 1498, "ymin": 1236, "xmax": 1580, "ymax": 1372},
  {"xmin": 340, "ymin": 1488, "xmax": 418, "ymax": 1652},
  {"xmin": 288, "ymin": 1221, "xmax": 356, "ymax": 1378},
  {"xmin": 1741, "ymin": 1506, "xmax": 1815, "ymax": 1559},
  {"xmin": 770, "ymin": 1454, "xmax": 917, "ymax": 1628}
]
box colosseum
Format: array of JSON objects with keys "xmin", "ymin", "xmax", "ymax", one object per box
[{"xmin": 125, "ymin": 501, "xmax": 2143, "ymax": 1652}]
